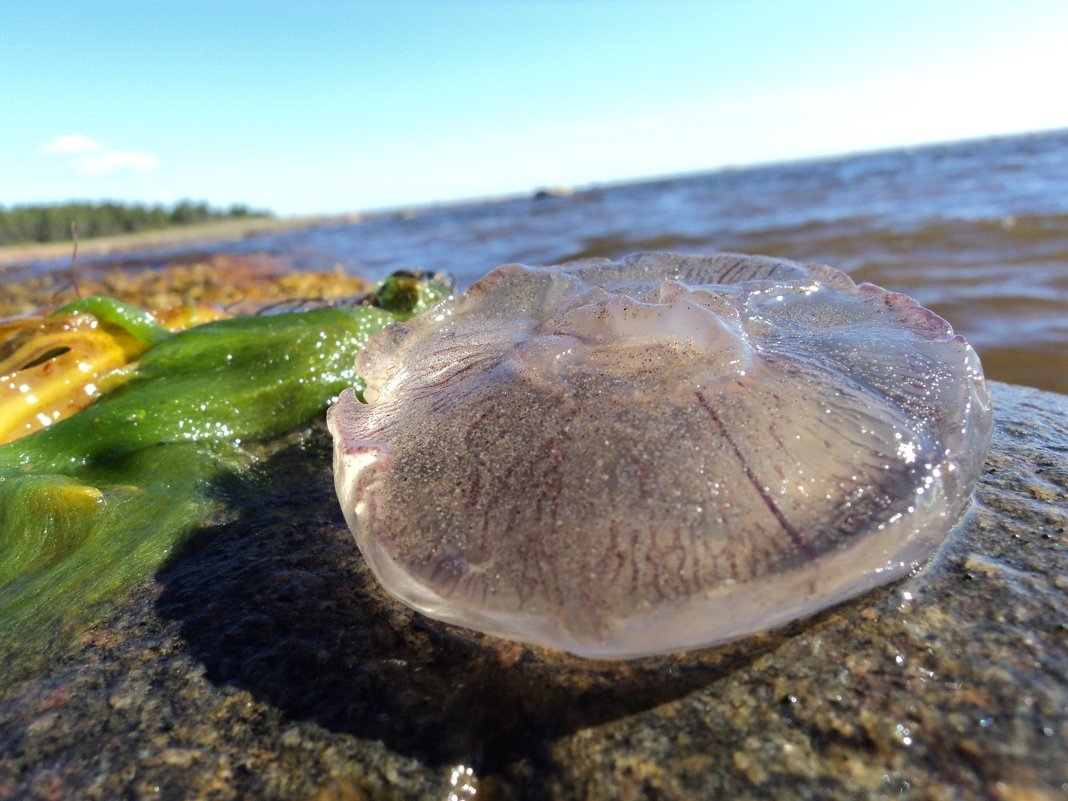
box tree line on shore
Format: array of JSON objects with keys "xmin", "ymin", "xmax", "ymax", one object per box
[{"xmin": 0, "ymin": 201, "xmax": 272, "ymax": 246}]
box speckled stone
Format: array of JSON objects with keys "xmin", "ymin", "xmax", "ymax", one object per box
[{"xmin": 0, "ymin": 381, "xmax": 1065, "ymax": 801}]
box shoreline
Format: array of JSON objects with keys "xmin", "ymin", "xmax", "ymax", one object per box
[{"xmin": 0, "ymin": 214, "xmax": 359, "ymax": 268}]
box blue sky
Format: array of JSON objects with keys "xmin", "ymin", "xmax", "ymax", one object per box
[{"xmin": 2, "ymin": 1, "xmax": 1066, "ymax": 216}]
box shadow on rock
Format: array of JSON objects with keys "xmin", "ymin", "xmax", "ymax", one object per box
[{"xmin": 155, "ymin": 421, "xmax": 780, "ymax": 776}]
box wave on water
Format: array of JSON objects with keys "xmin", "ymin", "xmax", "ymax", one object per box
[{"xmin": 5, "ymin": 129, "xmax": 1068, "ymax": 394}]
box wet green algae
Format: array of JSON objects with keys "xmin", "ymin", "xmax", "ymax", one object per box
[{"xmin": 0, "ymin": 275, "xmax": 447, "ymax": 685}]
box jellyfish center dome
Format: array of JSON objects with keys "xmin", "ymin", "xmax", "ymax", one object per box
[{"xmin": 513, "ymin": 280, "xmax": 755, "ymax": 383}]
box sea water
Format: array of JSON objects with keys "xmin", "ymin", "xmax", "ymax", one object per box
[{"xmin": 19, "ymin": 129, "xmax": 1068, "ymax": 393}]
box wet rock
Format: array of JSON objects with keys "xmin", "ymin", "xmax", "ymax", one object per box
[{"xmin": 0, "ymin": 381, "xmax": 1065, "ymax": 800}]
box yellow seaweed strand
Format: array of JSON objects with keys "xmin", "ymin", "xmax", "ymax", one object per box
[{"xmin": 0, "ymin": 313, "xmax": 148, "ymax": 445}]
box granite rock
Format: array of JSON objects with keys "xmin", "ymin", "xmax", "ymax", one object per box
[{"xmin": 0, "ymin": 381, "xmax": 1065, "ymax": 800}]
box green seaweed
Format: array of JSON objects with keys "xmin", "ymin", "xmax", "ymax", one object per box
[
  {"xmin": 52, "ymin": 295, "xmax": 174, "ymax": 346},
  {"xmin": 0, "ymin": 273, "xmax": 447, "ymax": 686}
]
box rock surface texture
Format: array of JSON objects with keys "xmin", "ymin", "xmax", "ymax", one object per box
[{"xmin": 0, "ymin": 381, "xmax": 1065, "ymax": 801}]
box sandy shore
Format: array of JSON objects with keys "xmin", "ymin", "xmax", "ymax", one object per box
[{"xmin": 0, "ymin": 214, "xmax": 360, "ymax": 268}]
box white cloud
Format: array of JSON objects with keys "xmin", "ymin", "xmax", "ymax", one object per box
[
  {"xmin": 76, "ymin": 149, "xmax": 159, "ymax": 176},
  {"xmin": 41, "ymin": 134, "xmax": 159, "ymax": 175},
  {"xmin": 41, "ymin": 133, "xmax": 104, "ymax": 154}
]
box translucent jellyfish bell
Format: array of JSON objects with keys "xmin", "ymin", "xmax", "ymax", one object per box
[{"xmin": 328, "ymin": 253, "xmax": 993, "ymax": 659}]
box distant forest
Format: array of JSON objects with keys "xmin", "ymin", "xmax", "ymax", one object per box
[{"xmin": 0, "ymin": 201, "xmax": 272, "ymax": 246}]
